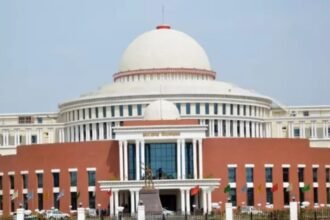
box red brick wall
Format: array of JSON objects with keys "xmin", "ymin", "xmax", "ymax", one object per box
[
  {"xmin": 0, "ymin": 141, "xmax": 119, "ymax": 215},
  {"xmin": 203, "ymin": 138, "xmax": 330, "ymax": 209}
]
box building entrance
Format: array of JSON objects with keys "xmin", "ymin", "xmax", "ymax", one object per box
[{"xmin": 160, "ymin": 194, "xmax": 177, "ymax": 211}]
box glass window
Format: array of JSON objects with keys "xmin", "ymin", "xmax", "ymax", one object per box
[
  {"xmin": 265, "ymin": 167, "xmax": 272, "ymax": 183},
  {"xmin": 88, "ymin": 108, "xmax": 92, "ymax": 119},
  {"xmin": 103, "ymin": 107, "xmax": 107, "ymax": 118},
  {"xmin": 37, "ymin": 117, "xmax": 43, "ymax": 124},
  {"xmin": 298, "ymin": 168, "xmax": 304, "ymax": 182},
  {"xmin": 299, "ymin": 187, "xmax": 305, "ymax": 204},
  {"xmin": 83, "ymin": 109, "xmax": 86, "ymax": 119},
  {"xmin": 283, "ymin": 189, "xmax": 290, "ymax": 205},
  {"xmin": 327, "ymin": 188, "xmax": 330, "ymax": 204},
  {"xmin": 53, "ymin": 193, "xmax": 60, "ymax": 209},
  {"xmin": 229, "ymin": 188, "xmax": 237, "ymax": 206},
  {"xmin": 247, "ymin": 188, "xmax": 254, "ymax": 206},
  {"xmin": 243, "ymin": 105, "xmax": 246, "ymax": 116},
  {"xmin": 237, "ymin": 105, "xmax": 240, "ymax": 115},
  {"xmin": 185, "ymin": 143, "xmax": 194, "ymax": 179},
  {"xmin": 228, "ymin": 167, "xmax": 236, "ymax": 183},
  {"xmin": 71, "ymin": 192, "xmax": 78, "ymax": 210},
  {"xmin": 294, "ymin": 128, "xmax": 300, "ymax": 137},
  {"xmin": 0, "ymin": 176, "xmax": 2, "ymax": 190},
  {"xmin": 214, "ymin": 103, "xmax": 218, "ymax": 115},
  {"xmin": 70, "ymin": 172, "xmax": 77, "ymax": 187},
  {"xmin": 145, "ymin": 143, "xmax": 177, "ymax": 179},
  {"xmin": 53, "ymin": 172, "xmax": 60, "ymax": 187},
  {"xmin": 186, "ymin": 103, "xmax": 191, "ymax": 115},
  {"xmin": 37, "ymin": 173, "xmax": 43, "ymax": 188},
  {"xmin": 88, "ymin": 191, "xmax": 96, "ymax": 209},
  {"xmin": 137, "ymin": 104, "xmax": 142, "ymax": 116},
  {"xmin": 205, "ymin": 103, "xmax": 209, "ymax": 115},
  {"xmin": 22, "ymin": 174, "xmax": 28, "ymax": 189},
  {"xmin": 31, "ymin": 135, "xmax": 38, "ymax": 144},
  {"xmin": 119, "ymin": 105, "xmax": 124, "ymax": 117},
  {"xmin": 266, "ymin": 188, "xmax": 273, "ymax": 204},
  {"xmin": 326, "ymin": 168, "xmax": 330, "ymax": 182},
  {"xmin": 0, "ymin": 195, "xmax": 2, "ymax": 211},
  {"xmin": 313, "ymin": 168, "xmax": 318, "ymax": 182},
  {"xmin": 128, "ymin": 144, "xmax": 136, "ymax": 180},
  {"xmin": 128, "ymin": 105, "xmax": 132, "ymax": 116},
  {"xmin": 195, "ymin": 103, "xmax": 200, "ymax": 115},
  {"xmin": 88, "ymin": 171, "xmax": 96, "ymax": 186},
  {"xmin": 9, "ymin": 175, "xmax": 14, "ymax": 189},
  {"xmin": 222, "ymin": 104, "xmax": 226, "ymax": 115},
  {"xmin": 38, "ymin": 193, "xmax": 43, "ymax": 210},
  {"xmin": 246, "ymin": 167, "xmax": 254, "ymax": 182},
  {"xmin": 313, "ymin": 187, "xmax": 318, "ymax": 204},
  {"xmin": 230, "ymin": 104, "xmax": 233, "ymax": 115},
  {"xmin": 111, "ymin": 106, "xmax": 115, "ymax": 117},
  {"xmin": 95, "ymin": 107, "xmax": 99, "ymax": 118},
  {"xmin": 283, "ymin": 167, "xmax": 289, "ymax": 182},
  {"xmin": 176, "ymin": 103, "xmax": 181, "ymax": 113}
]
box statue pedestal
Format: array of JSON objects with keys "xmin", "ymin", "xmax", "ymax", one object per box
[{"xmin": 139, "ymin": 188, "xmax": 163, "ymax": 215}]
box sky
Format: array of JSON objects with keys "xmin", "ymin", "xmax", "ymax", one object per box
[{"xmin": 1, "ymin": 0, "xmax": 330, "ymax": 113}]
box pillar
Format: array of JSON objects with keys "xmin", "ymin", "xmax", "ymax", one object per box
[
  {"xmin": 124, "ymin": 141, "xmax": 128, "ymax": 180},
  {"xmin": 290, "ymin": 201, "xmax": 298, "ymax": 220},
  {"xmin": 136, "ymin": 140, "xmax": 140, "ymax": 180},
  {"xmin": 130, "ymin": 190, "xmax": 135, "ymax": 214},
  {"xmin": 110, "ymin": 190, "xmax": 114, "ymax": 216},
  {"xmin": 225, "ymin": 203, "xmax": 233, "ymax": 220},
  {"xmin": 225, "ymin": 120, "xmax": 230, "ymax": 137},
  {"xmin": 119, "ymin": 141, "xmax": 124, "ymax": 181},
  {"xmin": 193, "ymin": 139, "xmax": 197, "ymax": 179},
  {"xmin": 246, "ymin": 122, "xmax": 250, "ymax": 138},
  {"xmin": 177, "ymin": 139, "xmax": 181, "ymax": 179},
  {"xmin": 198, "ymin": 139, "xmax": 203, "ymax": 179},
  {"xmin": 202, "ymin": 189, "xmax": 207, "ymax": 214},
  {"xmin": 114, "ymin": 190, "xmax": 119, "ymax": 216},
  {"xmin": 141, "ymin": 140, "xmax": 145, "ymax": 178},
  {"xmin": 92, "ymin": 123, "xmax": 97, "ymax": 140},
  {"xmin": 207, "ymin": 190, "xmax": 212, "ymax": 214},
  {"xmin": 37, "ymin": 128, "xmax": 42, "ymax": 144},
  {"xmin": 181, "ymin": 139, "xmax": 186, "ymax": 179},
  {"xmin": 99, "ymin": 122, "xmax": 104, "ymax": 140},
  {"xmin": 180, "ymin": 189, "xmax": 185, "ymax": 213},
  {"xmin": 233, "ymin": 120, "xmax": 238, "ymax": 137},
  {"xmin": 251, "ymin": 122, "xmax": 256, "ymax": 138},
  {"xmin": 185, "ymin": 189, "xmax": 191, "ymax": 215},
  {"xmin": 218, "ymin": 120, "xmax": 223, "ymax": 137},
  {"xmin": 239, "ymin": 121, "xmax": 244, "ymax": 137}
]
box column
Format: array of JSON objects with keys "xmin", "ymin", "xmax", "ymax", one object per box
[
  {"xmin": 92, "ymin": 123, "xmax": 97, "ymax": 140},
  {"xmin": 135, "ymin": 191, "xmax": 140, "ymax": 211},
  {"xmin": 114, "ymin": 190, "xmax": 119, "ymax": 216},
  {"xmin": 202, "ymin": 189, "xmax": 207, "ymax": 214},
  {"xmin": 177, "ymin": 139, "xmax": 181, "ymax": 179},
  {"xmin": 180, "ymin": 189, "xmax": 185, "ymax": 213},
  {"xmin": 207, "ymin": 190, "xmax": 212, "ymax": 214},
  {"xmin": 233, "ymin": 120, "xmax": 238, "ymax": 137},
  {"xmin": 251, "ymin": 122, "xmax": 256, "ymax": 138},
  {"xmin": 140, "ymin": 140, "xmax": 145, "ymax": 178},
  {"xmin": 323, "ymin": 121, "xmax": 327, "ymax": 139},
  {"xmin": 239, "ymin": 121, "xmax": 244, "ymax": 137},
  {"xmin": 185, "ymin": 189, "xmax": 191, "ymax": 215},
  {"xmin": 181, "ymin": 139, "xmax": 186, "ymax": 179},
  {"xmin": 245, "ymin": 121, "xmax": 251, "ymax": 137},
  {"xmin": 14, "ymin": 129, "xmax": 19, "ymax": 146},
  {"xmin": 218, "ymin": 120, "xmax": 223, "ymax": 137},
  {"xmin": 75, "ymin": 125, "xmax": 79, "ymax": 142},
  {"xmin": 107, "ymin": 122, "xmax": 112, "ymax": 140},
  {"xmin": 208, "ymin": 120, "xmax": 213, "ymax": 137},
  {"xmin": 193, "ymin": 139, "xmax": 197, "ymax": 179},
  {"xmin": 130, "ymin": 190, "xmax": 135, "ymax": 214},
  {"xmin": 135, "ymin": 140, "xmax": 140, "ymax": 180},
  {"xmin": 311, "ymin": 121, "xmax": 316, "ymax": 138},
  {"xmin": 327, "ymin": 122, "xmax": 330, "ymax": 138},
  {"xmin": 79, "ymin": 125, "xmax": 84, "ymax": 142},
  {"xmin": 110, "ymin": 190, "xmax": 114, "ymax": 216},
  {"xmin": 259, "ymin": 123, "xmax": 263, "ymax": 138},
  {"xmin": 119, "ymin": 141, "xmax": 124, "ymax": 180},
  {"xmin": 86, "ymin": 124, "xmax": 91, "ymax": 141},
  {"xmin": 99, "ymin": 122, "xmax": 104, "ymax": 140},
  {"xmin": 198, "ymin": 139, "xmax": 203, "ymax": 179},
  {"xmin": 26, "ymin": 128, "xmax": 31, "ymax": 145},
  {"xmin": 225, "ymin": 120, "xmax": 230, "ymax": 137},
  {"xmin": 124, "ymin": 141, "xmax": 128, "ymax": 181},
  {"xmin": 37, "ymin": 128, "xmax": 42, "ymax": 144},
  {"xmin": 255, "ymin": 122, "xmax": 259, "ymax": 138}
]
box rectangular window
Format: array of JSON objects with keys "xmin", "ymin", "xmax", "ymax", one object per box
[
  {"xmin": 111, "ymin": 106, "xmax": 115, "ymax": 117},
  {"xmin": 205, "ymin": 103, "xmax": 209, "ymax": 115},
  {"xmin": 265, "ymin": 167, "xmax": 273, "ymax": 183},
  {"xmin": 37, "ymin": 117, "xmax": 43, "ymax": 124},
  {"xmin": 313, "ymin": 167, "xmax": 318, "ymax": 182},
  {"xmin": 119, "ymin": 105, "xmax": 124, "ymax": 117},
  {"xmin": 9, "ymin": 175, "xmax": 14, "ymax": 189},
  {"xmin": 246, "ymin": 167, "xmax": 254, "ymax": 182},
  {"xmin": 230, "ymin": 104, "xmax": 234, "ymax": 115},
  {"xmin": 243, "ymin": 105, "xmax": 246, "ymax": 116},
  {"xmin": 195, "ymin": 103, "xmax": 200, "ymax": 115},
  {"xmin": 23, "ymin": 193, "xmax": 28, "ymax": 209},
  {"xmin": 247, "ymin": 188, "xmax": 254, "ymax": 206},
  {"xmin": 31, "ymin": 135, "xmax": 38, "ymax": 144},
  {"xmin": 37, "ymin": 173, "xmax": 43, "ymax": 188},
  {"xmin": 0, "ymin": 176, "xmax": 2, "ymax": 190},
  {"xmin": 103, "ymin": 107, "xmax": 107, "ymax": 118},
  {"xmin": 11, "ymin": 200, "xmax": 15, "ymax": 212},
  {"xmin": 327, "ymin": 188, "xmax": 330, "ymax": 204},
  {"xmin": 294, "ymin": 128, "xmax": 300, "ymax": 137},
  {"xmin": 229, "ymin": 188, "xmax": 237, "ymax": 207},
  {"xmin": 53, "ymin": 172, "xmax": 60, "ymax": 187},
  {"xmin": 283, "ymin": 167, "xmax": 289, "ymax": 182},
  {"xmin": 266, "ymin": 188, "xmax": 273, "ymax": 204},
  {"xmin": 326, "ymin": 168, "xmax": 330, "ymax": 182},
  {"xmin": 38, "ymin": 193, "xmax": 43, "ymax": 211},
  {"xmin": 128, "ymin": 105, "xmax": 133, "ymax": 116},
  {"xmin": 71, "ymin": 192, "xmax": 78, "ymax": 210},
  {"xmin": 0, "ymin": 195, "xmax": 3, "ymax": 211},
  {"xmin": 299, "ymin": 187, "xmax": 305, "ymax": 204},
  {"xmin": 228, "ymin": 167, "xmax": 236, "ymax": 183},
  {"xmin": 283, "ymin": 189, "xmax": 290, "ymax": 205},
  {"xmin": 53, "ymin": 193, "xmax": 60, "ymax": 209},
  {"xmin": 214, "ymin": 103, "xmax": 218, "ymax": 115},
  {"xmin": 176, "ymin": 103, "xmax": 181, "ymax": 113},
  {"xmin": 222, "ymin": 104, "xmax": 226, "ymax": 115},
  {"xmin": 137, "ymin": 104, "xmax": 142, "ymax": 116},
  {"xmin": 313, "ymin": 187, "xmax": 318, "ymax": 204},
  {"xmin": 83, "ymin": 109, "xmax": 86, "ymax": 119},
  {"xmin": 70, "ymin": 171, "xmax": 77, "ymax": 187},
  {"xmin": 22, "ymin": 174, "xmax": 28, "ymax": 189},
  {"xmin": 298, "ymin": 168, "xmax": 304, "ymax": 182},
  {"xmin": 249, "ymin": 106, "xmax": 252, "ymax": 116},
  {"xmin": 186, "ymin": 103, "xmax": 191, "ymax": 115},
  {"xmin": 72, "ymin": 111, "xmax": 75, "ymax": 121},
  {"xmin": 88, "ymin": 171, "xmax": 96, "ymax": 186},
  {"xmin": 88, "ymin": 191, "xmax": 96, "ymax": 209},
  {"xmin": 237, "ymin": 105, "xmax": 240, "ymax": 115},
  {"xmin": 303, "ymin": 111, "xmax": 309, "ymax": 117}
]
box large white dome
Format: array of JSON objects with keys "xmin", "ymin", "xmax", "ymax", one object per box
[{"xmin": 119, "ymin": 25, "xmax": 211, "ymax": 72}]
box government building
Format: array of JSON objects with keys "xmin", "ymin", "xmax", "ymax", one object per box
[{"xmin": 0, "ymin": 24, "xmax": 329, "ymax": 216}]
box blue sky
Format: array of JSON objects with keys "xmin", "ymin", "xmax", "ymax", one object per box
[{"xmin": 1, "ymin": 0, "xmax": 329, "ymax": 113}]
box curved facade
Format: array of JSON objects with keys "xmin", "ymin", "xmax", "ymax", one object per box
[{"xmin": 0, "ymin": 25, "xmax": 329, "ymax": 216}]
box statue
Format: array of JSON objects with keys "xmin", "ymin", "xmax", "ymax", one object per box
[{"xmin": 144, "ymin": 166, "xmax": 154, "ymax": 189}]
